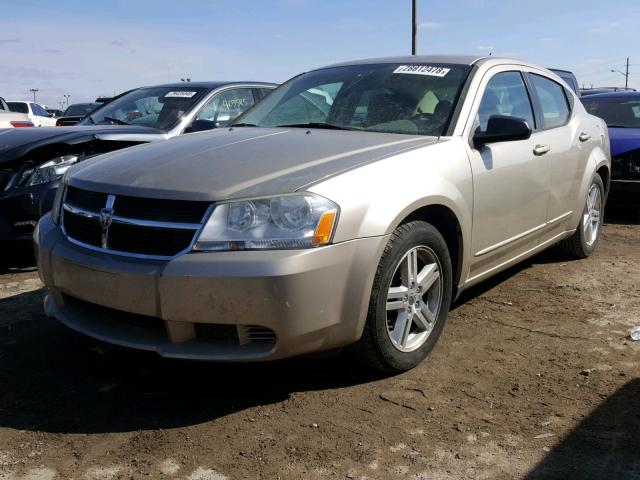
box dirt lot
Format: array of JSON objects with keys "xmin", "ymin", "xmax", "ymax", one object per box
[{"xmin": 0, "ymin": 210, "xmax": 638, "ymax": 480}]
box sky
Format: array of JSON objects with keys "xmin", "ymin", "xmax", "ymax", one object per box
[{"xmin": 0, "ymin": 0, "xmax": 638, "ymax": 108}]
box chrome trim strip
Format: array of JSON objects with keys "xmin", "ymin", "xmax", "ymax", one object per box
[
  {"xmin": 63, "ymin": 203, "xmax": 99, "ymax": 219},
  {"xmin": 474, "ymin": 222, "xmax": 546, "ymax": 257},
  {"xmin": 63, "ymin": 203, "xmax": 202, "ymax": 230},
  {"xmin": 108, "ymin": 216, "xmax": 201, "ymax": 230},
  {"xmin": 474, "ymin": 210, "xmax": 574, "ymax": 257}
]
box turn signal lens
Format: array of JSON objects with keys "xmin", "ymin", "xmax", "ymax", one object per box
[{"xmin": 312, "ymin": 210, "xmax": 337, "ymax": 246}]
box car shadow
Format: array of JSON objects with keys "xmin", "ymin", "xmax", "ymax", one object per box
[
  {"xmin": 452, "ymin": 246, "xmax": 570, "ymax": 309},
  {"xmin": 604, "ymin": 205, "xmax": 640, "ymax": 225},
  {"xmin": 0, "ymin": 241, "xmax": 37, "ymax": 274},
  {"xmin": 524, "ymin": 379, "xmax": 640, "ymax": 479},
  {"xmin": 0, "ymin": 289, "xmax": 384, "ymax": 434}
]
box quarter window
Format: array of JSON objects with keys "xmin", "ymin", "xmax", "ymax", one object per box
[
  {"xmin": 476, "ymin": 71, "xmax": 535, "ymax": 133},
  {"xmin": 529, "ymin": 74, "xmax": 571, "ymax": 129}
]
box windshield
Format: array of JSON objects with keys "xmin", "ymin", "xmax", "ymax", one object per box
[
  {"xmin": 7, "ymin": 102, "xmax": 28, "ymax": 114},
  {"xmin": 64, "ymin": 103, "xmax": 99, "ymax": 117},
  {"xmin": 81, "ymin": 86, "xmax": 208, "ymax": 129},
  {"xmin": 582, "ymin": 96, "xmax": 640, "ymax": 128},
  {"xmin": 235, "ymin": 63, "xmax": 471, "ymax": 136}
]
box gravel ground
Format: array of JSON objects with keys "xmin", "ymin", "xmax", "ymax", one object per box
[{"xmin": 0, "ymin": 209, "xmax": 638, "ymax": 480}]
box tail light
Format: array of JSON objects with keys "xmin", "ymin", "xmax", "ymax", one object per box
[{"xmin": 10, "ymin": 121, "xmax": 34, "ymax": 128}]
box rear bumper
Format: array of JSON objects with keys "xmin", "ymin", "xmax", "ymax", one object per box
[
  {"xmin": 36, "ymin": 213, "xmax": 387, "ymax": 361},
  {"xmin": 0, "ymin": 181, "xmax": 60, "ymax": 241}
]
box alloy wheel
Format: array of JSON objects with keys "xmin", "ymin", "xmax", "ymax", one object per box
[
  {"xmin": 385, "ymin": 245, "xmax": 443, "ymax": 352},
  {"xmin": 582, "ymin": 183, "xmax": 602, "ymax": 247}
]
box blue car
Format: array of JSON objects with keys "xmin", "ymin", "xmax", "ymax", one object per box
[{"xmin": 582, "ymin": 92, "xmax": 640, "ymax": 207}]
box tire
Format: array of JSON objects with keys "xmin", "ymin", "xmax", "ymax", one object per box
[
  {"xmin": 355, "ymin": 221, "xmax": 453, "ymax": 373},
  {"xmin": 556, "ymin": 173, "xmax": 605, "ymax": 258}
]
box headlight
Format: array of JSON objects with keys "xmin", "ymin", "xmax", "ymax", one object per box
[
  {"xmin": 193, "ymin": 193, "xmax": 339, "ymax": 251},
  {"xmin": 18, "ymin": 155, "xmax": 79, "ymax": 187},
  {"xmin": 51, "ymin": 173, "xmax": 69, "ymax": 226}
]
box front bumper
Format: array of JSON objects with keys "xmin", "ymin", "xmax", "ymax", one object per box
[
  {"xmin": 36, "ymin": 214, "xmax": 388, "ymax": 361},
  {"xmin": 0, "ymin": 180, "xmax": 60, "ymax": 241}
]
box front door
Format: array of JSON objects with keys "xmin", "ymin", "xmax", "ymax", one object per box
[{"xmin": 466, "ymin": 69, "xmax": 549, "ymax": 279}]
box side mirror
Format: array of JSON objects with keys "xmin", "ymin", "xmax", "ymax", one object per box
[
  {"xmin": 184, "ymin": 119, "xmax": 217, "ymax": 134},
  {"xmin": 473, "ymin": 115, "xmax": 532, "ymax": 149}
]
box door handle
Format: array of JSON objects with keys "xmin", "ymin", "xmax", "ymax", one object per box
[
  {"xmin": 533, "ymin": 144, "xmax": 550, "ymax": 156},
  {"xmin": 579, "ymin": 132, "xmax": 591, "ymax": 142}
]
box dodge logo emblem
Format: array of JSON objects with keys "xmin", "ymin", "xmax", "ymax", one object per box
[
  {"xmin": 100, "ymin": 207, "xmax": 114, "ymax": 248},
  {"xmin": 99, "ymin": 207, "xmax": 114, "ymax": 229}
]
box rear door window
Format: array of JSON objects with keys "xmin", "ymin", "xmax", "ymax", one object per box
[
  {"xmin": 195, "ymin": 88, "xmax": 255, "ymax": 127},
  {"xmin": 528, "ymin": 74, "xmax": 571, "ymax": 129},
  {"xmin": 7, "ymin": 102, "xmax": 28, "ymax": 114}
]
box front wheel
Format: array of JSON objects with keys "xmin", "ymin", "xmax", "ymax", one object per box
[
  {"xmin": 355, "ymin": 221, "xmax": 453, "ymax": 373},
  {"xmin": 557, "ymin": 173, "xmax": 605, "ymax": 258}
]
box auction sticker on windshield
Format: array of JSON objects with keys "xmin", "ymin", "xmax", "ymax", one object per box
[
  {"xmin": 165, "ymin": 91, "xmax": 198, "ymax": 98},
  {"xmin": 393, "ymin": 65, "xmax": 450, "ymax": 77}
]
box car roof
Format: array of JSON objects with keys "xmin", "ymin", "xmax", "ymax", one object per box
[
  {"xmin": 322, "ymin": 55, "xmax": 490, "ymax": 69},
  {"xmin": 135, "ymin": 81, "xmax": 277, "ymax": 90},
  {"xmin": 548, "ymin": 68, "xmax": 574, "ymax": 75},
  {"xmin": 581, "ymin": 91, "xmax": 640, "ymax": 98}
]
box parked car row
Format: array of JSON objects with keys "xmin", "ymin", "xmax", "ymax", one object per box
[
  {"xmin": 25, "ymin": 55, "xmax": 611, "ymax": 372},
  {"xmin": 0, "ymin": 81, "xmax": 276, "ymax": 242},
  {"xmin": 0, "ymin": 97, "xmax": 34, "ymax": 128},
  {"xmin": 6, "ymin": 101, "xmax": 57, "ymax": 127},
  {"xmin": 581, "ymin": 91, "xmax": 640, "ymax": 207}
]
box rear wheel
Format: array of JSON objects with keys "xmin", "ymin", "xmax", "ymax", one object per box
[
  {"xmin": 356, "ymin": 221, "xmax": 452, "ymax": 373},
  {"xmin": 557, "ymin": 173, "xmax": 604, "ymax": 258}
]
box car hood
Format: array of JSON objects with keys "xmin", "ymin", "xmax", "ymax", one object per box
[
  {"xmin": 69, "ymin": 127, "xmax": 438, "ymax": 201},
  {"xmin": 609, "ymin": 127, "xmax": 640, "ymax": 157},
  {"xmin": 0, "ymin": 125, "xmax": 165, "ymax": 165}
]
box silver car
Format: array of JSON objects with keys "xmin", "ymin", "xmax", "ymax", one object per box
[{"xmin": 35, "ymin": 55, "xmax": 610, "ymax": 372}]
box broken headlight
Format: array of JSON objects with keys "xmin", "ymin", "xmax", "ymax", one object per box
[{"xmin": 18, "ymin": 155, "xmax": 79, "ymax": 187}]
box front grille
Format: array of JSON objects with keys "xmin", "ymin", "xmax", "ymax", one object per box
[
  {"xmin": 108, "ymin": 222, "xmax": 197, "ymax": 256},
  {"xmin": 66, "ymin": 186, "xmax": 108, "ymax": 211},
  {"xmin": 65, "ymin": 295, "xmax": 166, "ymax": 332},
  {"xmin": 245, "ymin": 326, "xmax": 277, "ymax": 343},
  {"xmin": 612, "ymin": 148, "xmax": 640, "ymax": 181},
  {"xmin": 194, "ymin": 323, "xmax": 239, "ymax": 341},
  {"xmin": 114, "ymin": 195, "xmax": 209, "ymax": 223},
  {"xmin": 62, "ymin": 186, "xmax": 210, "ymax": 258},
  {"xmin": 64, "ymin": 211, "xmax": 102, "ymax": 245}
]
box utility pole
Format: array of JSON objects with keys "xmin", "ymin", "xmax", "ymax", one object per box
[
  {"xmin": 625, "ymin": 56, "xmax": 629, "ymax": 89},
  {"xmin": 411, "ymin": 0, "xmax": 417, "ymax": 55},
  {"xmin": 63, "ymin": 94, "xmax": 71, "ymax": 108},
  {"xmin": 611, "ymin": 57, "xmax": 630, "ymax": 89},
  {"xmin": 29, "ymin": 88, "xmax": 38, "ymax": 103}
]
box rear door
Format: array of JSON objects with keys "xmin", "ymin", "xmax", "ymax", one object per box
[
  {"xmin": 525, "ymin": 72, "xmax": 587, "ymax": 241},
  {"xmin": 466, "ymin": 68, "xmax": 549, "ymax": 279}
]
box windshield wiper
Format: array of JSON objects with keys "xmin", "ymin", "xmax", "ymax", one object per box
[
  {"xmin": 101, "ymin": 116, "xmax": 130, "ymax": 126},
  {"xmin": 275, "ymin": 122, "xmax": 355, "ymax": 130},
  {"xmin": 230, "ymin": 122, "xmax": 258, "ymax": 127}
]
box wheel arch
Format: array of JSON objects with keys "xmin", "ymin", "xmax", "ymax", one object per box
[{"xmin": 392, "ymin": 203, "xmax": 465, "ymax": 299}]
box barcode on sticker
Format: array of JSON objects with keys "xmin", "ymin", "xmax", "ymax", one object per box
[
  {"xmin": 393, "ymin": 65, "xmax": 450, "ymax": 77},
  {"xmin": 165, "ymin": 91, "xmax": 197, "ymax": 98}
]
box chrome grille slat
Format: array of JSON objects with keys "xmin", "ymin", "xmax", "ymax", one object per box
[{"xmin": 62, "ymin": 186, "xmax": 211, "ymax": 259}]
